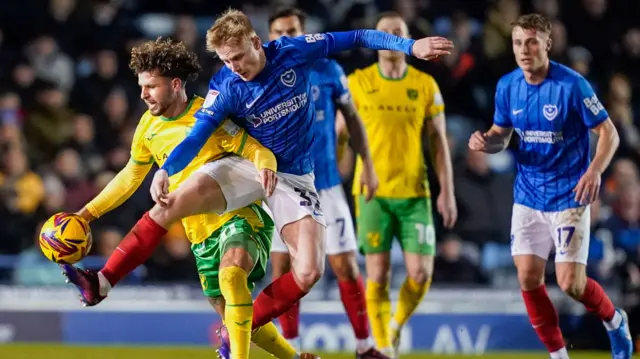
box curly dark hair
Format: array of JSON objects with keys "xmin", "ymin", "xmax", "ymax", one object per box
[{"xmin": 129, "ymin": 37, "xmax": 202, "ymax": 83}]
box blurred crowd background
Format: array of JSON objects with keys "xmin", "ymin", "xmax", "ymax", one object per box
[{"xmin": 0, "ymin": 0, "xmax": 639, "ymax": 320}]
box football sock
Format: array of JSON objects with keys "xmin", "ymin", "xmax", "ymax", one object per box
[
  {"xmin": 220, "ymin": 266, "xmax": 253, "ymax": 359},
  {"xmin": 365, "ymin": 279, "xmax": 392, "ymax": 350},
  {"xmin": 252, "ymin": 272, "xmax": 307, "ymax": 328},
  {"xmin": 392, "ymin": 277, "xmax": 430, "ymax": 329},
  {"xmin": 522, "ymin": 285, "xmax": 566, "ymax": 354},
  {"xmin": 100, "ymin": 212, "xmax": 166, "ymax": 288},
  {"xmin": 278, "ymin": 301, "xmax": 300, "ymax": 339},
  {"xmin": 579, "ymin": 278, "xmax": 616, "ymax": 324},
  {"xmin": 338, "ymin": 276, "xmax": 373, "ymax": 352},
  {"xmin": 251, "ymin": 322, "xmax": 298, "ymax": 359}
]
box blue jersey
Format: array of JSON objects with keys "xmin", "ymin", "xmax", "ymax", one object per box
[
  {"xmin": 160, "ymin": 30, "xmax": 415, "ymax": 176},
  {"xmin": 310, "ymin": 59, "xmax": 350, "ymax": 190},
  {"xmin": 494, "ymin": 61, "xmax": 609, "ymax": 211}
]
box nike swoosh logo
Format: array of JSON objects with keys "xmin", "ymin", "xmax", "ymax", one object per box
[
  {"xmin": 246, "ymin": 94, "xmax": 262, "ymax": 108},
  {"xmin": 512, "ymin": 109, "xmax": 524, "ymax": 115},
  {"xmin": 366, "ymin": 89, "xmax": 379, "ymax": 94},
  {"xmin": 234, "ymin": 320, "xmax": 251, "ymax": 326}
]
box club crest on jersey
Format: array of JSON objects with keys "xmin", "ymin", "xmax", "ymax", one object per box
[
  {"xmin": 281, "ymin": 69, "xmax": 296, "ymax": 87},
  {"xmin": 311, "ymin": 85, "xmax": 320, "ymax": 101},
  {"xmin": 203, "ymin": 90, "xmax": 219, "ymax": 108},
  {"xmin": 406, "ymin": 88, "xmax": 418, "ymax": 100},
  {"xmin": 543, "ymin": 104, "xmax": 559, "ymax": 121}
]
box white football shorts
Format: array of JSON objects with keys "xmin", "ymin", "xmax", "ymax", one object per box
[
  {"xmin": 510, "ymin": 203, "xmax": 590, "ymax": 264},
  {"xmin": 270, "ymin": 184, "xmax": 357, "ymax": 255},
  {"xmin": 195, "ymin": 155, "xmax": 326, "ymax": 234}
]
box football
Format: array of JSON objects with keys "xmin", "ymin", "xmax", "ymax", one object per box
[{"xmin": 39, "ymin": 212, "xmax": 93, "ymax": 264}]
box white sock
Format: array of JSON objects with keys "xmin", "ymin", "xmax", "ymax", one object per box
[
  {"xmin": 97, "ymin": 271, "xmax": 112, "ymax": 296},
  {"xmin": 603, "ymin": 310, "xmax": 622, "ymax": 331},
  {"xmin": 550, "ymin": 347, "xmax": 569, "ymax": 359},
  {"xmin": 355, "ymin": 337, "xmax": 374, "ymax": 353}
]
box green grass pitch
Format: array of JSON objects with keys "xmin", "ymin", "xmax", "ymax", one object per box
[{"xmin": 0, "ymin": 344, "xmax": 633, "ymax": 359}]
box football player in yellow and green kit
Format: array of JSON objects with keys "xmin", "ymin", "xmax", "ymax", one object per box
[
  {"xmin": 347, "ymin": 12, "xmax": 458, "ymax": 358},
  {"xmin": 62, "ymin": 38, "xmax": 315, "ymax": 359}
]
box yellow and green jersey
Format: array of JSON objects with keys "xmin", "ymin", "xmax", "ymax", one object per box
[
  {"xmin": 87, "ymin": 96, "xmax": 276, "ymax": 244},
  {"xmin": 348, "ymin": 63, "xmax": 445, "ymax": 199}
]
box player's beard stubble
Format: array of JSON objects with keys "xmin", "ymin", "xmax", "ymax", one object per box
[{"xmin": 147, "ymin": 92, "xmax": 176, "ymax": 116}]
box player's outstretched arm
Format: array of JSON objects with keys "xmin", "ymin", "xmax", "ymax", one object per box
[
  {"xmin": 78, "ymin": 161, "xmax": 153, "ymax": 222},
  {"xmin": 292, "ymin": 30, "xmax": 453, "ymax": 62},
  {"xmin": 161, "ymin": 119, "xmax": 217, "ymax": 177},
  {"xmin": 471, "ymin": 79, "xmax": 514, "ymax": 154},
  {"xmin": 468, "ymin": 125, "xmax": 513, "ymax": 154},
  {"xmin": 78, "ymin": 118, "xmax": 155, "ymax": 222}
]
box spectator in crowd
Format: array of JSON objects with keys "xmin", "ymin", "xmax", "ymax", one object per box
[
  {"xmin": 433, "ymin": 233, "xmax": 488, "ymax": 284},
  {"xmin": 453, "ymin": 147, "xmax": 512, "ymax": 246},
  {"xmin": 24, "ymin": 81, "xmax": 74, "ymax": 164},
  {"xmin": 52, "ymin": 147, "xmax": 95, "ymax": 212},
  {"xmin": 0, "ymin": 145, "xmax": 44, "ymax": 254}
]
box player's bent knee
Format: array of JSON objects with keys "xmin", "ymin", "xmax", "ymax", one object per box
[
  {"xmin": 407, "ymin": 269, "xmax": 431, "ymax": 285},
  {"xmin": 220, "ymin": 238, "xmax": 257, "ymax": 273},
  {"xmin": 517, "ymin": 268, "xmax": 545, "ymax": 291},
  {"xmin": 292, "ymin": 259, "xmax": 324, "ymax": 291},
  {"xmin": 365, "ymin": 253, "xmax": 391, "ymax": 284},
  {"xmin": 514, "ymin": 255, "xmax": 546, "ymax": 290},
  {"xmin": 328, "ymin": 251, "xmax": 360, "ymax": 281},
  {"xmin": 220, "ymin": 248, "xmax": 254, "ymax": 273},
  {"xmin": 405, "ymin": 254, "xmax": 433, "ymax": 285},
  {"xmin": 556, "ymin": 263, "xmax": 587, "ymax": 299},
  {"xmin": 148, "ymin": 203, "xmax": 178, "ymax": 228}
]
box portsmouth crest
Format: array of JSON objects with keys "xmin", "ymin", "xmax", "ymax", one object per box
[
  {"xmin": 407, "ymin": 88, "xmax": 418, "ymax": 100},
  {"xmin": 543, "ymin": 104, "xmax": 559, "ymax": 121},
  {"xmin": 281, "ymin": 69, "xmax": 296, "ymax": 87}
]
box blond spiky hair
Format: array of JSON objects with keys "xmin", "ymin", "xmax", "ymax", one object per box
[{"xmin": 206, "ymin": 8, "xmax": 257, "ymax": 52}]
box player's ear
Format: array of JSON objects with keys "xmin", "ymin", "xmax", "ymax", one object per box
[
  {"xmin": 251, "ymin": 35, "xmax": 262, "ymax": 50},
  {"xmin": 546, "ymin": 37, "xmax": 552, "ymax": 52},
  {"xmin": 171, "ymin": 78, "xmax": 182, "ymax": 91}
]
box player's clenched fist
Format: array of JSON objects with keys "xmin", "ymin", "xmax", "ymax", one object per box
[
  {"xmin": 259, "ymin": 169, "xmax": 278, "ymax": 197},
  {"xmin": 412, "ymin": 37, "xmax": 454, "ymax": 60},
  {"xmin": 468, "ymin": 130, "xmax": 488, "ymax": 151},
  {"xmin": 151, "ymin": 169, "xmax": 171, "ymax": 206}
]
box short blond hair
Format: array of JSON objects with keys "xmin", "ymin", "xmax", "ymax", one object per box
[
  {"xmin": 512, "ymin": 14, "xmax": 552, "ymax": 34},
  {"xmin": 206, "ymin": 8, "xmax": 256, "ymax": 52}
]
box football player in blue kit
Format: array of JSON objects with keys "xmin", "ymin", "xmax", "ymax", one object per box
[
  {"xmin": 468, "ymin": 14, "xmax": 633, "ymax": 359},
  {"xmin": 138, "ymin": 6, "xmax": 451, "ymax": 355},
  {"xmin": 263, "ymin": 7, "xmax": 384, "ymax": 358}
]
